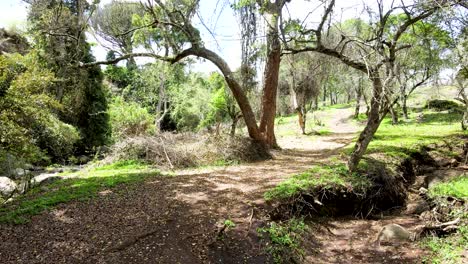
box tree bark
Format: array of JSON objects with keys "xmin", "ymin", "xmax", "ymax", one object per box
[
  {"xmin": 348, "ymin": 71, "xmax": 384, "ymax": 172},
  {"xmin": 258, "ymin": 11, "xmax": 281, "ymax": 148},
  {"xmin": 402, "ymin": 94, "xmax": 409, "ymax": 119},
  {"xmin": 296, "ymin": 107, "xmax": 306, "ymax": 135},
  {"xmin": 354, "ymin": 85, "xmax": 362, "ymax": 119},
  {"xmin": 389, "ymin": 106, "xmax": 399, "ymax": 125}
]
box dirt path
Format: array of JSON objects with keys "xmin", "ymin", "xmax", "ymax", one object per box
[{"xmin": 0, "ymin": 107, "xmax": 426, "ymax": 263}]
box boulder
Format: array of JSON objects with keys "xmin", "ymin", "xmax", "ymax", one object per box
[{"xmin": 0, "ymin": 176, "xmax": 17, "ymax": 198}]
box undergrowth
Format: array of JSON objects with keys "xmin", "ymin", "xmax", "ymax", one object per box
[
  {"xmin": 258, "ymin": 218, "xmax": 307, "ymax": 264},
  {"xmin": 422, "ymin": 176, "xmax": 468, "ymax": 263},
  {"xmin": 0, "ymin": 161, "xmax": 160, "ymax": 224}
]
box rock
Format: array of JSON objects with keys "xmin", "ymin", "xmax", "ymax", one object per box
[
  {"xmin": 405, "ymin": 199, "xmax": 430, "ymax": 215},
  {"xmin": 0, "ymin": 176, "xmax": 17, "ymax": 198},
  {"xmin": 31, "ymin": 173, "xmax": 62, "ymax": 187},
  {"xmin": 15, "ymin": 168, "xmax": 25, "ymax": 177},
  {"xmin": 425, "ymin": 169, "xmax": 466, "ymax": 188}
]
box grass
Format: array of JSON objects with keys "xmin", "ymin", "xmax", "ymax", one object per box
[
  {"xmin": 363, "ymin": 110, "xmax": 467, "ymax": 159},
  {"xmin": 264, "ymin": 163, "xmax": 371, "ymax": 201},
  {"xmin": 421, "ymin": 174, "xmax": 468, "ymax": 264},
  {"xmin": 0, "ymin": 160, "xmax": 161, "ymax": 224},
  {"xmin": 428, "ymin": 176, "xmax": 468, "ymax": 199},
  {"xmin": 421, "ymin": 225, "xmax": 468, "ymax": 264},
  {"xmin": 258, "ymin": 217, "xmax": 308, "ymax": 264}
]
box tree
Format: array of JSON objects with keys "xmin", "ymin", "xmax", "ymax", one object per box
[
  {"xmin": 91, "ymin": 0, "xmax": 144, "ymax": 68},
  {"xmin": 0, "ymin": 53, "xmax": 79, "ymax": 170},
  {"xmin": 83, "ymin": 0, "xmax": 291, "ymax": 148},
  {"xmin": 393, "ymin": 17, "xmax": 453, "ymax": 119},
  {"xmin": 283, "ymin": 0, "xmax": 462, "ymax": 171},
  {"xmin": 81, "ymin": 0, "xmax": 462, "ymax": 165},
  {"xmin": 282, "ymin": 53, "xmax": 320, "ymax": 134},
  {"xmin": 25, "ymin": 0, "xmax": 110, "ymax": 152}
]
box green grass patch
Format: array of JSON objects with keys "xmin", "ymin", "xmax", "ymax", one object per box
[
  {"xmin": 0, "ymin": 161, "xmax": 160, "ymax": 224},
  {"xmin": 421, "ymin": 225, "xmax": 468, "ymax": 264},
  {"xmin": 428, "ymin": 176, "xmax": 468, "ymax": 199},
  {"xmin": 258, "ymin": 218, "xmax": 307, "ymax": 264},
  {"xmin": 319, "ymin": 103, "xmax": 353, "ymax": 110},
  {"xmin": 363, "ymin": 111, "xmax": 467, "ymax": 159},
  {"xmin": 264, "ymin": 163, "xmax": 371, "ymax": 201}
]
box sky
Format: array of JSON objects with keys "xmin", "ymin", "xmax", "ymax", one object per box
[{"xmin": 0, "ymin": 0, "xmax": 382, "ymax": 73}]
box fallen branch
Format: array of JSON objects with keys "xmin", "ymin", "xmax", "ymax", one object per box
[
  {"xmin": 108, "ymin": 228, "xmax": 160, "ymax": 252},
  {"xmin": 424, "ymin": 217, "xmax": 461, "ymax": 231}
]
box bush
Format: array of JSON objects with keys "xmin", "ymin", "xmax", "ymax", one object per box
[
  {"xmin": 425, "ymin": 99, "xmax": 463, "ymax": 112},
  {"xmin": 108, "ymin": 96, "xmax": 155, "ymax": 141},
  {"xmin": 0, "ymin": 53, "xmax": 80, "ymax": 170}
]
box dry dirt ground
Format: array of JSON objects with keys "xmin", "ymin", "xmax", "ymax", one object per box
[{"xmin": 0, "ymin": 108, "xmax": 428, "ymax": 263}]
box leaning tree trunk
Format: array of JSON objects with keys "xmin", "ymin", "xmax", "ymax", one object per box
[
  {"xmin": 258, "ymin": 11, "xmax": 281, "ymax": 148},
  {"xmin": 348, "ymin": 71, "xmax": 385, "ymax": 172}
]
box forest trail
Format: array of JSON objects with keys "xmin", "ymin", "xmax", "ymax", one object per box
[{"xmin": 0, "ymin": 107, "xmax": 425, "ymax": 263}]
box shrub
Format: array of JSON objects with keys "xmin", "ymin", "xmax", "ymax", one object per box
[
  {"xmin": 425, "ymin": 99, "xmax": 463, "ymax": 112},
  {"xmin": 108, "ymin": 96, "xmax": 155, "ymax": 141},
  {"xmin": 0, "ymin": 53, "xmax": 80, "ymax": 170}
]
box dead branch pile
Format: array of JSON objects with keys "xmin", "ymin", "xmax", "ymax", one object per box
[{"xmin": 104, "ymin": 133, "xmax": 271, "ymax": 169}]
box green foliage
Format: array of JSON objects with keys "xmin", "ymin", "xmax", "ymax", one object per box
[
  {"xmin": 0, "ymin": 161, "xmax": 160, "ymax": 224},
  {"xmin": 0, "ymin": 53, "xmax": 80, "ymax": 167},
  {"xmin": 428, "ymin": 176, "xmax": 468, "ymax": 199},
  {"xmin": 28, "ymin": 0, "xmax": 111, "ymax": 152},
  {"xmin": 258, "ymin": 218, "xmax": 307, "ymax": 263},
  {"xmin": 223, "ymin": 219, "xmax": 236, "ymax": 229},
  {"xmin": 264, "ymin": 164, "xmax": 371, "ymax": 201},
  {"xmin": 104, "ymin": 64, "xmax": 135, "ymax": 89},
  {"xmin": 199, "ymin": 72, "xmax": 233, "ymax": 128},
  {"xmin": 108, "ymin": 96, "xmax": 155, "ymax": 141},
  {"xmin": 170, "ymin": 73, "xmax": 212, "ymax": 130}
]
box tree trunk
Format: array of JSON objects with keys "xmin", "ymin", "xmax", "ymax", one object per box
[
  {"xmin": 178, "ymin": 47, "xmax": 262, "ymax": 142},
  {"xmin": 402, "ymin": 95, "xmax": 409, "ymax": 119},
  {"xmin": 296, "ymin": 107, "xmax": 306, "ymax": 134},
  {"xmin": 348, "ymin": 71, "xmax": 384, "ymax": 172},
  {"xmin": 322, "ymin": 77, "xmax": 328, "ymax": 106},
  {"xmin": 354, "ymin": 85, "xmax": 362, "ymax": 119},
  {"xmin": 230, "ymin": 113, "xmax": 242, "ymax": 137},
  {"xmin": 462, "ymin": 109, "xmax": 467, "ymax": 131},
  {"xmin": 258, "ymin": 11, "xmax": 281, "ymax": 148},
  {"xmin": 389, "ymin": 106, "xmax": 398, "ymax": 125}
]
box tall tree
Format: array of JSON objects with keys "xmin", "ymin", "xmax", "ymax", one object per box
[
  {"xmin": 91, "ymin": 0, "xmax": 144, "ymax": 68},
  {"xmin": 283, "ymin": 0, "xmax": 462, "ymax": 171},
  {"xmin": 83, "ymin": 0, "xmax": 290, "ymax": 148},
  {"xmin": 25, "ymin": 0, "xmax": 110, "ymax": 152}
]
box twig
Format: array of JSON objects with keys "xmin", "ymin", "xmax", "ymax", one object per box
[
  {"xmin": 159, "ymin": 137, "xmax": 174, "ymax": 169},
  {"xmin": 245, "ymin": 208, "xmax": 254, "ymax": 237}
]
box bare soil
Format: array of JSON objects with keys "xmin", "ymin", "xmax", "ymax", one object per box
[{"xmin": 0, "ymin": 108, "xmax": 429, "ymax": 263}]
